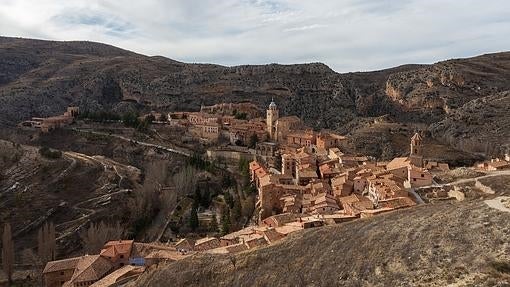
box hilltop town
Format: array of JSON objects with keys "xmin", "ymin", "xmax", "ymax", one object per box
[
  {"xmin": 0, "ymin": 37, "xmax": 509, "ymax": 287},
  {"xmin": 8, "ymin": 98, "xmax": 506, "ymax": 287}
]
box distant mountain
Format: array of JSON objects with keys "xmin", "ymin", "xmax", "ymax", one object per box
[{"xmin": 1, "ymin": 36, "xmax": 509, "ymax": 155}]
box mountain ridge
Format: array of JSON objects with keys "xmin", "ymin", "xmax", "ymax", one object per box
[{"xmin": 1, "ymin": 36, "xmax": 509, "ymax": 156}]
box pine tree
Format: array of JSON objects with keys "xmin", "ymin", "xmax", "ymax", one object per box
[
  {"xmin": 224, "ymin": 190, "xmax": 234, "ymax": 209},
  {"xmin": 2, "ymin": 223, "xmax": 14, "ymax": 284},
  {"xmin": 194, "ymin": 185, "xmax": 202, "ymax": 207},
  {"xmin": 189, "ymin": 207, "xmax": 199, "ymax": 231},
  {"xmin": 220, "ymin": 208, "xmax": 231, "ymax": 235},
  {"xmin": 231, "ymin": 194, "xmax": 242, "ymax": 224},
  {"xmin": 201, "ymin": 185, "xmax": 211, "ymax": 208}
]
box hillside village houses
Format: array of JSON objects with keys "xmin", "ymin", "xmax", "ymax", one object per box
[
  {"xmin": 19, "ymin": 106, "xmax": 80, "ymax": 132},
  {"xmin": 42, "ymin": 240, "xmax": 188, "ymax": 287},
  {"xmin": 35, "ymin": 99, "xmax": 510, "ymax": 286}
]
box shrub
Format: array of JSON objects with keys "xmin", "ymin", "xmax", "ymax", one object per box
[{"xmin": 39, "ymin": 147, "xmax": 62, "ymax": 159}]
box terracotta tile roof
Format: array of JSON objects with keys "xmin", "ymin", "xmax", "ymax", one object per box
[
  {"xmin": 220, "ymin": 226, "xmax": 256, "ymax": 241},
  {"xmin": 249, "ymin": 161, "xmax": 262, "ymax": 171},
  {"xmin": 206, "ymin": 243, "xmax": 248, "ymax": 254},
  {"xmin": 43, "ymin": 257, "xmax": 81, "ymax": 274},
  {"xmin": 240, "ymin": 233, "xmax": 264, "ymax": 243},
  {"xmin": 262, "ymin": 228, "xmax": 286, "ymax": 244},
  {"xmin": 299, "ymin": 169, "xmax": 318, "ymax": 178},
  {"xmin": 275, "ymin": 224, "xmax": 302, "ymax": 235},
  {"xmin": 386, "ymin": 157, "xmax": 411, "ymax": 170},
  {"xmin": 378, "ymin": 197, "xmax": 416, "ymax": 209},
  {"xmin": 100, "ymin": 240, "xmax": 133, "ymax": 259},
  {"xmin": 89, "ymin": 265, "xmax": 144, "ymax": 287},
  {"xmin": 195, "ymin": 237, "xmax": 219, "ymax": 246},
  {"xmin": 69, "ymin": 255, "xmax": 113, "ymax": 284},
  {"xmin": 175, "ymin": 238, "xmax": 194, "ymax": 246},
  {"xmin": 263, "ymin": 213, "xmax": 299, "ymax": 227},
  {"xmin": 339, "ymin": 194, "xmax": 373, "ymax": 212}
]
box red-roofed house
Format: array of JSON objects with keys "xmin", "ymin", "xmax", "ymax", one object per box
[{"xmin": 100, "ymin": 240, "xmax": 133, "ymax": 268}]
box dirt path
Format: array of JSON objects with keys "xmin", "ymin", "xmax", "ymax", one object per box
[
  {"xmin": 54, "ymin": 151, "xmax": 137, "ymax": 240},
  {"xmin": 55, "ymin": 189, "xmax": 131, "ymax": 240},
  {"xmin": 417, "ymin": 170, "xmax": 510, "ymax": 190},
  {"xmin": 69, "ymin": 127, "xmax": 192, "ymax": 157}
]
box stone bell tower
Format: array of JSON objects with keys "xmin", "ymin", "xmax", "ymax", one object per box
[
  {"xmin": 266, "ymin": 98, "xmax": 279, "ymax": 141},
  {"xmin": 409, "ymin": 132, "xmax": 423, "ymax": 167}
]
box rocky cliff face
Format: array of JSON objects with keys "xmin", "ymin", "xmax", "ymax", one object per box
[{"xmin": 1, "ymin": 36, "xmax": 509, "ymax": 156}]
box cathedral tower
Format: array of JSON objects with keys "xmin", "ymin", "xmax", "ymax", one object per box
[{"xmin": 266, "ymin": 99, "xmax": 279, "ymax": 141}]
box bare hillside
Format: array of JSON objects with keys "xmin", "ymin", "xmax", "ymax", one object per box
[
  {"xmin": 133, "ymin": 189, "xmax": 510, "ymax": 287},
  {"xmin": 1, "ymin": 37, "xmax": 509, "ymax": 156},
  {"xmin": 0, "ymin": 139, "xmax": 142, "ymax": 255}
]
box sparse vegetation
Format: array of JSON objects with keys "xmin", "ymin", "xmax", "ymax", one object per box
[
  {"xmin": 38, "ymin": 146, "xmax": 62, "ymax": 159},
  {"xmin": 2, "ymin": 223, "xmax": 14, "ymax": 285},
  {"xmin": 80, "ymin": 221, "xmax": 123, "ymax": 254},
  {"xmin": 37, "ymin": 222, "xmax": 56, "ymax": 265}
]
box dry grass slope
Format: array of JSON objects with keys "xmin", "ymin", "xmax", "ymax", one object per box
[{"xmin": 133, "ymin": 199, "xmax": 510, "ymax": 287}]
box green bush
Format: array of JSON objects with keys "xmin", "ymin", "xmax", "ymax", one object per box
[{"xmin": 39, "ymin": 147, "xmax": 62, "ymax": 159}]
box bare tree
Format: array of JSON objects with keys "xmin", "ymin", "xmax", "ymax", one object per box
[
  {"xmin": 21, "ymin": 248, "xmax": 41, "ymax": 281},
  {"xmin": 2, "ymin": 223, "xmax": 14, "ymax": 284},
  {"xmin": 37, "ymin": 222, "xmax": 56, "ymax": 265},
  {"xmin": 172, "ymin": 166, "xmax": 198, "ymax": 197},
  {"xmin": 80, "ymin": 222, "xmax": 123, "ymax": 254}
]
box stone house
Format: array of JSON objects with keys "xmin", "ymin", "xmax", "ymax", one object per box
[
  {"xmin": 338, "ymin": 194, "xmax": 374, "ymax": 216},
  {"xmin": 63, "ymin": 255, "xmax": 113, "ymax": 287},
  {"xmin": 477, "ymin": 159, "xmax": 510, "ymax": 171},
  {"xmin": 262, "ymin": 213, "xmax": 299, "ymax": 228},
  {"xmin": 194, "ymin": 237, "xmax": 221, "ymax": 251},
  {"xmin": 43, "ymin": 257, "xmax": 81, "ymax": 287},
  {"xmin": 331, "ymin": 174, "xmax": 354, "ymax": 198},
  {"xmin": 99, "ymin": 240, "xmax": 134, "ymax": 269},
  {"xmin": 229, "ymin": 120, "xmax": 267, "ymax": 145},
  {"xmin": 316, "ymin": 132, "xmax": 346, "ymax": 150},
  {"xmin": 408, "ymin": 166, "xmax": 433, "ymax": 187}
]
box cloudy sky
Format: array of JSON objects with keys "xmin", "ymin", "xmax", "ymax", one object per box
[{"xmin": 1, "ymin": 0, "xmax": 510, "ymax": 72}]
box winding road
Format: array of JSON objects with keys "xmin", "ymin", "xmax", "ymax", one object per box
[{"xmin": 68, "ymin": 128, "xmax": 191, "ymax": 157}]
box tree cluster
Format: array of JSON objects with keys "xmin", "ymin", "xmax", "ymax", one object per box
[{"xmin": 80, "ymin": 221, "xmax": 123, "ymax": 254}]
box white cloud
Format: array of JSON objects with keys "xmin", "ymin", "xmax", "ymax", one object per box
[
  {"xmin": 284, "ymin": 24, "xmax": 328, "ymax": 32},
  {"xmin": 0, "ymin": 0, "xmax": 510, "ymax": 72}
]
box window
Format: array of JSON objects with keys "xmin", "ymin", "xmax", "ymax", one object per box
[
  {"xmin": 421, "ymin": 174, "xmax": 424, "ymax": 178},
  {"xmin": 60, "ymin": 271, "xmax": 65, "ymax": 276},
  {"xmin": 413, "ymin": 178, "xmax": 416, "ymax": 182},
  {"xmin": 120, "ymin": 255, "xmax": 124, "ymax": 259}
]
